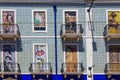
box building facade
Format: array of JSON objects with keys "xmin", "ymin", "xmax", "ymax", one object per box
[{"xmin": 0, "ymin": 0, "xmax": 120, "ymax": 80}]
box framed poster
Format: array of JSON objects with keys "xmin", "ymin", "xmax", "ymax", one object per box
[
  {"xmin": 32, "ymin": 10, "xmax": 47, "ymax": 32},
  {"xmin": 3, "ymin": 45, "xmax": 16, "ymax": 72},
  {"xmin": 108, "ymin": 11, "xmax": 120, "ymax": 34},
  {"xmin": 2, "ymin": 10, "xmax": 15, "ymax": 33},
  {"xmin": 65, "ymin": 45, "xmax": 77, "ymax": 72},
  {"xmin": 64, "ymin": 10, "xmax": 77, "ymax": 33},
  {"xmin": 33, "ymin": 44, "xmax": 48, "ymax": 71}
]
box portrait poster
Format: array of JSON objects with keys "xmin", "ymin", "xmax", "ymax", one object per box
[
  {"xmin": 2, "ymin": 11, "xmax": 15, "ymax": 33},
  {"xmin": 64, "ymin": 11, "xmax": 77, "ymax": 33},
  {"xmin": 108, "ymin": 11, "xmax": 120, "ymax": 34},
  {"xmin": 65, "ymin": 45, "xmax": 77, "ymax": 72},
  {"xmin": 3, "ymin": 45, "xmax": 15, "ymax": 72},
  {"xmin": 33, "ymin": 11, "xmax": 46, "ymax": 31},
  {"xmin": 34, "ymin": 45, "xmax": 47, "ymax": 71}
]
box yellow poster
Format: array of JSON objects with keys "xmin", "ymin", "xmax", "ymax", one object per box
[{"xmin": 108, "ymin": 11, "xmax": 120, "ymax": 34}]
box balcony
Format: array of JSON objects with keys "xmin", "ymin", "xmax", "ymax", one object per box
[
  {"xmin": 61, "ymin": 63, "xmax": 84, "ymax": 78},
  {"xmin": 105, "ymin": 63, "xmax": 120, "ymax": 78},
  {"xmin": 104, "ymin": 24, "xmax": 120, "ymax": 41},
  {"xmin": 0, "ymin": 62, "xmax": 21, "ymax": 78},
  {"xmin": 0, "ymin": 24, "xmax": 19, "ymax": 41},
  {"xmin": 61, "ymin": 24, "xmax": 82, "ymax": 41},
  {"xmin": 29, "ymin": 62, "xmax": 52, "ymax": 78}
]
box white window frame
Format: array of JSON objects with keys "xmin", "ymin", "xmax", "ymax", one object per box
[
  {"xmin": 32, "ymin": 10, "xmax": 47, "ymax": 33},
  {"xmin": 64, "ymin": 43, "xmax": 79, "ymax": 71},
  {"xmin": 1, "ymin": 44, "xmax": 17, "ymax": 72},
  {"xmin": 107, "ymin": 44, "xmax": 120, "ymax": 63},
  {"xmin": 32, "ymin": 43, "xmax": 48, "ymax": 71},
  {"xmin": 63, "ymin": 10, "xmax": 78, "ymax": 24},
  {"xmin": 1, "ymin": 9, "xmax": 16, "ymax": 24}
]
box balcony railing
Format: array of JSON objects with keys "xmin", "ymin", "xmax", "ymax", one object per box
[
  {"xmin": 105, "ymin": 63, "xmax": 120, "ymax": 78},
  {"xmin": 0, "ymin": 24, "xmax": 19, "ymax": 41},
  {"xmin": 105, "ymin": 63, "xmax": 120, "ymax": 73},
  {"xmin": 104, "ymin": 24, "xmax": 120, "ymax": 41},
  {"xmin": 61, "ymin": 24, "xmax": 82, "ymax": 41},
  {"xmin": 29, "ymin": 62, "xmax": 52, "ymax": 78},
  {"xmin": 0, "ymin": 62, "xmax": 21, "ymax": 78},
  {"xmin": 61, "ymin": 63, "xmax": 84, "ymax": 78}
]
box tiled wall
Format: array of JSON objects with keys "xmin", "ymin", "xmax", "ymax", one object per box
[
  {"xmin": 2, "ymin": 3, "xmax": 120, "ymax": 75},
  {"xmin": 0, "ymin": 4, "xmax": 87, "ymax": 74}
]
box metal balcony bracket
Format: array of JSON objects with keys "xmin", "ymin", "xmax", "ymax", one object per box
[
  {"xmin": 88, "ymin": 74, "xmax": 92, "ymax": 78},
  {"xmin": 78, "ymin": 74, "xmax": 81, "ymax": 78},
  {"xmin": 0, "ymin": 73, "xmax": 4, "ymax": 78},
  {"xmin": 64, "ymin": 74, "xmax": 67, "ymax": 78},
  {"xmin": 106, "ymin": 72, "xmax": 112, "ymax": 78},
  {"xmin": 46, "ymin": 74, "xmax": 49, "ymax": 78},
  {"xmin": 32, "ymin": 74, "xmax": 35, "ymax": 78}
]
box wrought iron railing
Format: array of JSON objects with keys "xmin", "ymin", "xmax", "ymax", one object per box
[
  {"xmin": 61, "ymin": 24, "xmax": 82, "ymax": 34},
  {"xmin": 0, "ymin": 62, "xmax": 21, "ymax": 74},
  {"xmin": 61, "ymin": 63, "xmax": 84, "ymax": 74},
  {"xmin": 104, "ymin": 24, "xmax": 120, "ymax": 35},
  {"xmin": 105, "ymin": 63, "xmax": 120, "ymax": 74},
  {"xmin": 29, "ymin": 62, "xmax": 52, "ymax": 74},
  {"xmin": 0, "ymin": 24, "xmax": 19, "ymax": 34}
]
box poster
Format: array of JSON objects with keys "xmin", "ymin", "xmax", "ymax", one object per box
[
  {"xmin": 3, "ymin": 45, "xmax": 15, "ymax": 72},
  {"xmin": 33, "ymin": 11, "xmax": 46, "ymax": 31},
  {"xmin": 65, "ymin": 45, "xmax": 77, "ymax": 72},
  {"xmin": 108, "ymin": 11, "xmax": 120, "ymax": 34},
  {"xmin": 2, "ymin": 11, "xmax": 15, "ymax": 33},
  {"xmin": 64, "ymin": 11, "xmax": 76, "ymax": 33},
  {"xmin": 34, "ymin": 45, "xmax": 47, "ymax": 71}
]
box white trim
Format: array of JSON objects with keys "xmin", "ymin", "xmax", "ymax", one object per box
[
  {"xmin": 20, "ymin": 36, "xmax": 105, "ymax": 38},
  {"xmin": 32, "ymin": 10, "xmax": 47, "ymax": 33},
  {"xmin": 1, "ymin": 9, "xmax": 16, "ymax": 24},
  {"xmin": 21, "ymin": 72, "xmax": 87, "ymax": 74},
  {"xmin": 85, "ymin": 7, "xmax": 93, "ymax": 80},
  {"xmin": 93, "ymin": 73, "xmax": 106, "ymax": 74}
]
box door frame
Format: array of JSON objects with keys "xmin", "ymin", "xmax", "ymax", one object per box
[
  {"xmin": 107, "ymin": 44, "xmax": 120, "ymax": 63},
  {"xmin": 1, "ymin": 44, "xmax": 17, "ymax": 72},
  {"xmin": 64, "ymin": 43, "xmax": 79, "ymax": 64}
]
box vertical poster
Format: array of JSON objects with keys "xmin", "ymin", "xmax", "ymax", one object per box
[
  {"xmin": 64, "ymin": 11, "xmax": 76, "ymax": 33},
  {"xmin": 34, "ymin": 45, "xmax": 47, "ymax": 71},
  {"xmin": 2, "ymin": 11, "xmax": 15, "ymax": 33},
  {"xmin": 65, "ymin": 45, "xmax": 77, "ymax": 72},
  {"xmin": 33, "ymin": 11, "xmax": 46, "ymax": 31},
  {"xmin": 108, "ymin": 11, "xmax": 120, "ymax": 34},
  {"xmin": 3, "ymin": 45, "xmax": 15, "ymax": 72},
  {"xmin": 109, "ymin": 45, "xmax": 120, "ymax": 72}
]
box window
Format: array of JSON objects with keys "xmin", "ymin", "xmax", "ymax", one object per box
[
  {"xmin": 108, "ymin": 45, "xmax": 120, "ymax": 73},
  {"xmin": 107, "ymin": 11, "xmax": 120, "ymax": 34},
  {"xmin": 33, "ymin": 44, "xmax": 48, "ymax": 71},
  {"xmin": 1, "ymin": 10, "xmax": 16, "ymax": 33},
  {"xmin": 63, "ymin": 10, "xmax": 78, "ymax": 33},
  {"xmin": 2, "ymin": 44, "xmax": 16, "ymax": 72},
  {"xmin": 32, "ymin": 10, "xmax": 47, "ymax": 32},
  {"xmin": 64, "ymin": 44, "xmax": 78, "ymax": 73}
]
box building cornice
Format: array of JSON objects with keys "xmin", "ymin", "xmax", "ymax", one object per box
[{"xmin": 0, "ymin": 0, "xmax": 120, "ymax": 4}]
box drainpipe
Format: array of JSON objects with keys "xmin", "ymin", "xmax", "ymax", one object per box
[{"xmin": 53, "ymin": 5, "xmax": 58, "ymax": 79}]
